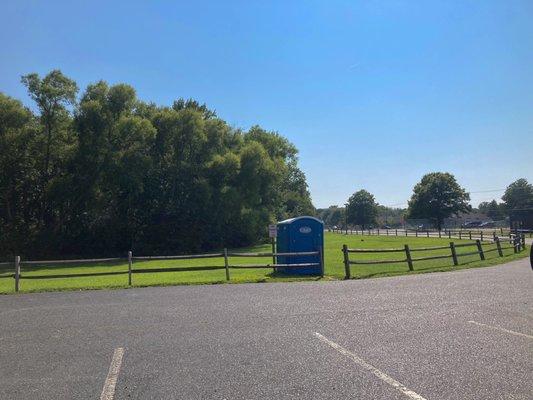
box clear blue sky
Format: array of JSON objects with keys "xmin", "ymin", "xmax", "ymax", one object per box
[{"xmin": 1, "ymin": 0, "xmax": 532, "ymax": 208}]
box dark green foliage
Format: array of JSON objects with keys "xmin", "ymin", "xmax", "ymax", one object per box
[
  {"xmin": 0, "ymin": 71, "xmax": 314, "ymax": 258},
  {"xmin": 502, "ymin": 178, "xmax": 533, "ymax": 211},
  {"xmin": 346, "ymin": 190, "xmax": 378, "ymax": 229},
  {"xmin": 478, "ymin": 200, "xmax": 505, "ymax": 220},
  {"xmin": 0, "ymin": 94, "xmax": 40, "ymax": 254},
  {"xmin": 407, "ymin": 172, "xmax": 471, "ymax": 230},
  {"xmin": 317, "ymin": 206, "xmax": 345, "ymax": 227}
]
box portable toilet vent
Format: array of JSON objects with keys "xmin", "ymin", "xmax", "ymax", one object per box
[{"xmin": 276, "ymin": 216, "xmax": 324, "ymax": 275}]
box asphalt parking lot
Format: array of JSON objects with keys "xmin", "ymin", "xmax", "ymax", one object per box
[{"xmin": 1, "ymin": 257, "xmax": 531, "ymax": 399}]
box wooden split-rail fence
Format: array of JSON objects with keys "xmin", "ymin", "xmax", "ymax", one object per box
[
  {"xmin": 3, "ymin": 249, "xmax": 323, "ymax": 292},
  {"xmin": 342, "ymin": 234, "xmax": 526, "ymax": 279},
  {"xmin": 330, "ymin": 227, "xmax": 533, "ymax": 240}
]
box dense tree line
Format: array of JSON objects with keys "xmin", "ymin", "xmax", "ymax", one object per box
[
  {"xmin": 319, "ymin": 176, "xmax": 533, "ymax": 231},
  {"xmin": 478, "ymin": 178, "xmax": 533, "ymax": 220},
  {"xmin": 317, "ymin": 206, "xmax": 345, "ymax": 228},
  {"xmin": 0, "ymin": 70, "xmax": 314, "ymax": 258},
  {"xmin": 318, "ymin": 204, "xmax": 404, "ymax": 228}
]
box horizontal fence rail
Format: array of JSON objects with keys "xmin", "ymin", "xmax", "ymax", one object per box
[
  {"xmin": 341, "ymin": 234, "xmax": 526, "ymax": 279},
  {"xmin": 132, "ymin": 253, "xmax": 223, "ymax": 261},
  {"xmin": 229, "ymin": 263, "xmax": 319, "ymax": 269},
  {"xmin": 227, "ymin": 251, "xmax": 318, "ymax": 257},
  {"xmin": 4, "ymin": 248, "xmax": 323, "ymax": 292},
  {"xmin": 22, "ymin": 257, "xmax": 125, "ymax": 265},
  {"xmin": 329, "ymin": 227, "xmax": 532, "ymax": 240}
]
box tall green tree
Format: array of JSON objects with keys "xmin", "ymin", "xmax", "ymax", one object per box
[
  {"xmin": 1, "ymin": 70, "xmax": 315, "ymax": 258},
  {"xmin": 502, "ymin": 178, "xmax": 533, "ymax": 211},
  {"xmin": 279, "ymin": 160, "xmax": 315, "ymax": 218},
  {"xmin": 0, "ymin": 93, "xmax": 39, "ymax": 255},
  {"xmin": 407, "ymin": 172, "xmax": 471, "ymax": 230},
  {"xmin": 20, "ymin": 70, "xmax": 78, "ymax": 229},
  {"xmin": 243, "ymin": 125, "xmax": 314, "ymax": 219},
  {"xmin": 346, "ymin": 190, "xmax": 378, "ymax": 229},
  {"xmin": 20, "ymin": 71, "xmax": 77, "ymax": 181}
]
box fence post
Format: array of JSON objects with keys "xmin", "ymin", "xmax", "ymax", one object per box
[
  {"xmin": 416, "ymin": 230, "xmax": 418, "ymax": 237},
  {"xmin": 426, "ymin": 230, "xmax": 429, "ymax": 238},
  {"xmin": 377, "ymin": 228, "xmax": 380, "ymax": 235},
  {"xmin": 14, "ymin": 255, "xmax": 20, "ymax": 292},
  {"xmin": 405, "ymin": 229, "xmax": 408, "ymax": 237},
  {"xmin": 450, "ymin": 242, "xmax": 458, "ymax": 266},
  {"xmin": 439, "ymin": 230, "xmax": 442, "ymax": 238},
  {"xmin": 480, "ymin": 231, "xmax": 484, "ymax": 242},
  {"xmin": 459, "ymin": 231, "xmax": 462, "ymax": 240},
  {"xmin": 404, "ymin": 244, "xmax": 413, "ymax": 271},
  {"xmin": 224, "ymin": 248, "xmax": 230, "ymax": 281},
  {"xmin": 271, "ymin": 237, "xmax": 276, "ymax": 271},
  {"xmin": 493, "ymin": 231, "xmax": 497, "ymax": 242},
  {"xmin": 475, "ymin": 240, "xmax": 485, "ymax": 261},
  {"xmin": 468, "ymin": 231, "xmax": 472, "ymax": 240},
  {"xmin": 513, "ymin": 236, "xmax": 518, "ymax": 253},
  {"xmin": 386, "ymin": 229, "xmax": 389, "ymax": 236},
  {"xmin": 495, "ymin": 237, "xmax": 503, "ymax": 257},
  {"xmin": 128, "ymin": 251, "xmax": 132, "ymax": 286},
  {"xmin": 395, "ymin": 229, "xmax": 398, "ymax": 236},
  {"xmin": 448, "ymin": 230, "xmax": 451, "ymax": 239},
  {"xmin": 521, "ymin": 234, "xmax": 525, "ymax": 250},
  {"xmin": 342, "ymin": 244, "xmax": 350, "ymax": 279}
]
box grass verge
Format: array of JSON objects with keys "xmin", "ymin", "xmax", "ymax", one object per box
[{"xmin": 0, "ymin": 232, "xmax": 528, "ymax": 294}]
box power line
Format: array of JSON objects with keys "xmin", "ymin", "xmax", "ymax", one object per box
[{"xmin": 469, "ymin": 189, "xmax": 505, "ymax": 194}]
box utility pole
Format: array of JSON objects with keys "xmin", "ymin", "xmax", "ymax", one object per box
[{"xmin": 344, "ymin": 202, "xmax": 348, "ymax": 235}]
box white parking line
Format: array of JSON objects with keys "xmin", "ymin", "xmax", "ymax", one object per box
[
  {"xmin": 467, "ymin": 321, "xmax": 533, "ymax": 340},
  {"xmin": 100, "ymin": 348, "xmax": 125, "ymax": 400},
  {"xmin": 314, "ymin": 332, "xmax": 427, "ymax": 400}
]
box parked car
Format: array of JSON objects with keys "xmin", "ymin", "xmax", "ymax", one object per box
[{"xmin": 479, "ymin": 221, "xmax": 495, "ymax": 228}]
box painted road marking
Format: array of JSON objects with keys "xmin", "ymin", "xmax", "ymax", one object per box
[
  {"xmin": 314, "ymin": 332, "xmax": 427, "ymax": 400},
  {"xmin": 468, "ymin": 321, "xmax": 533, "ymax": 340},
  {"xmin": 100, "ymin": 348, "xmax": 125, "ymax": 400}
]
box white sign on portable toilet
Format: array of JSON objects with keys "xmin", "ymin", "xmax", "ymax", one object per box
[{"xmin": 299, "ymin": 226, "xmax": 312, "ymax": 234}]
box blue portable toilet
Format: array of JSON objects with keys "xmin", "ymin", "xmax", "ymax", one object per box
[{"xmin": 276, "ymin": 216, "xmax": 324, "ymax": 275}]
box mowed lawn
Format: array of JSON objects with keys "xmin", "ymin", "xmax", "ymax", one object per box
[{"xmin": 0, "ymin": 232, "xmax": 527, "ymax": 294}]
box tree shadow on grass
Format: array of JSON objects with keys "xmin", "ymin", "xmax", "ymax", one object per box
[{"xmin": 267, "ymin": 270, "xmax": 323, "ymax": 281}]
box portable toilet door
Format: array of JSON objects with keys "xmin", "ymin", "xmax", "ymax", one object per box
[{"xmin": 276, "ymin": 216, "xmax": 324, "ymax": 275}]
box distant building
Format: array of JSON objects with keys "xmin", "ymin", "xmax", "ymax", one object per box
[{"xmin": 509, "ymin": 209, "xmax": 533, "ymax": 231}]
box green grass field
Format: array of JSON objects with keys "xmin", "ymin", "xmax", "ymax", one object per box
[{"xmin": 0, "ymin": 232, "xmax": 528, "ymax": 294}]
